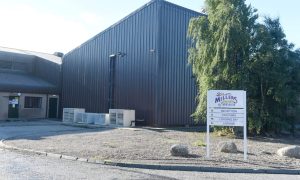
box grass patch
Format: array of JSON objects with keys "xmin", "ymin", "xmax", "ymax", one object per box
[
  {"xmin": 193, "ymin": 139, "xmax": 206, "ymax": 147},
  {"xmin": 165, "ymin": 139, "xmax": 180, "ymax": 144}
]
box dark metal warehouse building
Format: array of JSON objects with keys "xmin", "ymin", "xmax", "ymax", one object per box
[{"xmin": 62, "ymin": 0, "xmax": 203, "ymax": 126}]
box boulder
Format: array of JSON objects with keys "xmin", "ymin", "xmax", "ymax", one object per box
[
  {"xmin": 277, "ymin": 146, "xmax": 300, "ymax": 159},
  {"xmin": 170, "ymin": 144, "xmax": 189, "ymax": 157},
  {"xmin": 219, "ymin": 141, "xmax": 238, "ymax": 153}
]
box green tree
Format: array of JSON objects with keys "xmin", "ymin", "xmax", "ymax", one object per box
[
  {"xmin": 188, "ymin": 0, "xmax": 257, "ymax": 121},
  {"xmin": 188, "ymin": 1, "xmax": 300, "ymax": 134},
  {"xmin": 247, "ymin": 17, "xmax": 300, "ymax": 134}
]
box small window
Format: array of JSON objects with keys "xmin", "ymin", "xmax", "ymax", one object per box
[
  {"xmin": 0, "ymin": 61, "xmax": 12, "ymax": 69},
  {"xmin": 24, "ymin": 97, "xmax": 42, "ymax": 108},
  {"xmin": 13, "ymin": 62, "xmax": 28, "ymax": 71}
]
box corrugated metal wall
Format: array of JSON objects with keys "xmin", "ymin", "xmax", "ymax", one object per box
[
  {"xmin": 156, "ymin": 2, "xmax": 199, "ymax": 126},
  {"xmin": 0, "ymin": 51, "xmax": 35, "ymax": 73},
  {"xmin": 62, "ymin": 0, "xmax": 201, "ymax": 126},
  {"xmin": 34, "ymin": 57, "xmax": 61, "ymax": 94},
  {"xmin": 62, "ymin": 1, "xmax": 160, "ymax": 125},
  {"xmin": 0, "ymin": 51, "xmax": 61, "ymax": 94}
]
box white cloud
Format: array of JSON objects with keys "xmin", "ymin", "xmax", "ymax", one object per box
[{"xmin": 0, "ymin": 3, "xmax": 103, "ymax": 54}]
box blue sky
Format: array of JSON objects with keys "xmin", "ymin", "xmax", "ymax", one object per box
[{"xmin": 0, "ymin": 0, "xmax": 299, "ymax": 53}]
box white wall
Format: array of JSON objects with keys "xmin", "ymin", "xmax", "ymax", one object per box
[{"xmin": 0, "ymin": 92, "xmax": 9, "ymax": 120}]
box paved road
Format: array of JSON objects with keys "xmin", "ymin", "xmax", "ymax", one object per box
[
  {"xmin": 0, "ymin": 121, "xmax": 299, "ymax": 179},
  {"xmin": 1, "ymin": 148, "xmax": 300, "ymax": 180}
]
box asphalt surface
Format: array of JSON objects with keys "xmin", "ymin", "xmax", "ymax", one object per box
[
  {"xmin": 1, "ymin": 148, "xmax": 300, "ymax": 180},
  {"xmin": 0, "ymin": 120, "xmax": 299, "ymax": 179}
]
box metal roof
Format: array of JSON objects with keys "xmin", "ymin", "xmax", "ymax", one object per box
[
  {"xmin": 0, "ymin": 71, "xmax": 58, "ymax": 94},
  {"xmin": 0, "ymin": 46, "xmax": 62, "ymax": 64}
]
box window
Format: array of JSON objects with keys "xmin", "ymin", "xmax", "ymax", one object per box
[
  {"xmin": 0, "ymin": 61, "xmax": 12, "ymax": 69},
  {"xmin": 13, "ymin": 62, "xmax": 28, "ymax": 71},
  {"xmin": 24, "ymin": 97, "xmax": 42, "ymax": 108},
  {"xmin": 0, "ymin": 60, "xmax": 29, "ymax": 72}
]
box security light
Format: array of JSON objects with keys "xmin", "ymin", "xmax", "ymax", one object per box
[
  {"xmin": 109, "ymin": 54, "xmax": 116, "ymax": 58},
  {"xmin": 117, "ymin": 52, "xmax": 126, "ymax": 57}
]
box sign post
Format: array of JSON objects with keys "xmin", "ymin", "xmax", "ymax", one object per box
[{"xmin": 206, "ymin": 90, "xmax": 247, "ymax": 160}]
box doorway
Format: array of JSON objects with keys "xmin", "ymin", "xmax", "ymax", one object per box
[
  {"xmin": 8, "ymin": 96, "xmax": 19, "ymax": 118},
  {"xmin": 48, "ymin": 97, "xmax": 58, "ymax": 118}
]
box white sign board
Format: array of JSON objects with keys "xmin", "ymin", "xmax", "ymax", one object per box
[
  {"xmin": 207, "ymin": 90, "xmax": 246, "ymax": 126},
  {"xmin": 206, "ymin": 90, "xmax": 247, "ymax": 160}
]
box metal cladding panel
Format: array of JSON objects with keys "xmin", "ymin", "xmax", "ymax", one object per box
[
  {"xmin": 0, "ymin": 52, "xmax": 35, "ymax": 73},
  {"xmin": 62, "ymin": 2, "xmax": 159, "ymax": 125},
  {"xmin": 34, "ymin": 57, "xmax": 61, "ymax": 93},
  {"xmin": 0, "ymin": 51, "xmax": 60, "ymax": 94},
  {"xmin": 0, "ymin": 71, "xmax": 58, "ymax": 94},
  {"xmin": 157, "ymin": 2, "xmax": 201, "ymax": 126}
]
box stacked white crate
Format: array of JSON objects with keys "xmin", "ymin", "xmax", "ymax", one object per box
[
  {"xmin": 74, "ymin": 112, "xmax": 86, "ymax": 123},
  {"xmin": 63, "ymin": 108, "xmax": 85, "ymax": 123},
  {"xmin": 74, "ymin": 112, "xmax": 110, "ymax": 125},
  {"xmin": 85, "ymin": 113, "xmax": 103, "ymax": 124},
  {"xmin": 93, "ymin": 113, "xmax": 110, "ymax": 125},
  {"xmin": 109, "ymin": 109, "xmax": 135, "ymax": 127}
]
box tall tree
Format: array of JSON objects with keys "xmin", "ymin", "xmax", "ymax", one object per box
[
  {"xmin": 247, "ymin": 17, "xmax": 300, "ymax": 134},
  {"xmin": 188, "ymin": 0, "xmax": 257, "ymax": 121}
]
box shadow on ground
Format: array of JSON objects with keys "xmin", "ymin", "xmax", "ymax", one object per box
[{"xmin": 0, "ymin": 119, "xmax": 116, "ymax": 141}]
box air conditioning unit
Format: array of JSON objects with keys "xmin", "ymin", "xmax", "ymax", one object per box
[
  {"xmin": 74, "ymin": 112, "xmax": 85, "ymax": 123},
  {"xmin": 75, "ymin": 113, "xmax": 109, "ymax": 125},
  {"xmin": 85, "ymin": 113, "xmax": 95, "ymax": 124},
  {"xmin": 85, "ymin": 113, "xmax": 104, "ymax": 124},
  {"xmin": 109, "ymin": 109, "xmax": 135, "ymax": 127},
  {"xmin": 63, "ymin": 108, "xmax": 85, "ymax": 123},
  {"xmin": 94, "ymin": 113, "xmax": 110, "ymax": 125}
]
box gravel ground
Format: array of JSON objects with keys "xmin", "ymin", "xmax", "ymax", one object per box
[
  {"xmin": 5, "ymin": 126, "xmax": 300, "ymax": 170},
  {"xmin": 2, "ymin": 149, "xmax": 299, "ymax": 180}
]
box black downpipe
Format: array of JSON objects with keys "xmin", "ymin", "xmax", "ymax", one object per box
[{"xmin": 109, "ymin": 55, "xmax": 116, "ymax": 109}]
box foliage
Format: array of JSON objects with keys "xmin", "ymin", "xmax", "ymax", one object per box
[
  {"xmin": 247, "ymin": 18, "xmax": 300, "ymax": 134},
  {"xmin": 193, "ymin": 139, "xmax": 206, "ymax": 147},
  {"xmin": 188, "ymin": 0, "xmax": 257, "ymax": 121},
  {"xmin": 188, "ymin": 0, "xmax": 300, "ymax": 134}
]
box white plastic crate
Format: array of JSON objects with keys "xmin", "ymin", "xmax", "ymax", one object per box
[
  {"xmin": 74, "ymin": 112, "xmax": 85, "ymax": 123},
  {"xmin": 94, "ymin": 113, "xmax": 110, "ymax": 125},
  {"xmin": 63, "ymin": 108, "xmax": 85, "ymax": 123},
  {"xmin": 109, "ymin": 109, "xmax": 135, "ymax": 127},
  {"xmin": 85, "ymin": 113, "xmax": 100, "ymax": 124}
]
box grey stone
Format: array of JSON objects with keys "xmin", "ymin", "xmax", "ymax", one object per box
[
  {"xmin": 170, "ymin": 144, "xmax": 189, "ymax": 157},
  {"xmin": 61, "ymin": 155, "xmax": 78, "ymax": 161},
  {"xmin": 277, "ymin": 146, "xmax": 300, "ymax": 159},
  {"xmin": 47, "ymin": 153, "xmax": 62, "ymax": 159},
  {"xmin": 34, "ymin": 151, "xmax": 47, "ymax": 156},
  {"xmin": 77, "ymin": 158, "xmax": 88, "ymax": 162},
  {"xmin": 219, "ymin": 142, "xmax": 238, "ymax": 153}
]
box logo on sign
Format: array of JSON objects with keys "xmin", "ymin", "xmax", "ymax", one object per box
[{"xmin": 215, "ymin": 92, "xmax": 237, "ymax": 106}]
